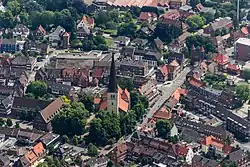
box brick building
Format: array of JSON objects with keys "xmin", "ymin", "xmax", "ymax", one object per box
[{"xmin": 234, "ymin": 38, "xmax": 250, "ymax": 61}]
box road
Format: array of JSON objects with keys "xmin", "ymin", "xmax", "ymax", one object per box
[
  {"xmin": 139, "ymin": 67, "xmax": 191, "ymax": 127},
  {"xmin": 29, "ymin": 49, "xmax": 58, "ymax": 83}
]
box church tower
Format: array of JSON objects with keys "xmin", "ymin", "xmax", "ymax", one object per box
[{"xmin": 107, "ymin": 54, "xmax": 119, "ymax": 114}]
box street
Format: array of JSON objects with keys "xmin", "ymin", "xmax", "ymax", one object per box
[{"xmin": 139, "ymin": 67, "xmax": 191, "ymax": 127}]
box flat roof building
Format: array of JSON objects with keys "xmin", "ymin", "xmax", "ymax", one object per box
[{"xmin": 235, "ymin": 38, "xmax": 250, "ymax": 61}]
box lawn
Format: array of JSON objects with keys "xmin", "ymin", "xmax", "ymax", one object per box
[
  {"xmin": 102, "ymin": 29, "xmax": 117, "ymax": 35},
  {"xmin": 105, "ymin": 38, "xmax": 114, "ymax": 46}
]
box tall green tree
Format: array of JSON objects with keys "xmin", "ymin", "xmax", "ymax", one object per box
[
  {"xmin": 235, "ymin": 84, "xmax": 250, "ymax": 102},
  {"xmin": 187, "ymin": 15, "xmax": 206, "ymax": 31},
  {"xmin": 6, "ymin": 0, "xmax": 21, "ymax": 16},
  {"xmin": 26, "ymin": 81, "xmax": 48, "ymax": 98},
  {"xmin": 243, "ymin": 68, "xmax": 250, "ymax": 80},
  {"xmin": 79, "ymin": 92, "xmax": 94, "ymax": 112},
  {"xmin": 154, "ymin": 23, "xmax": 182, "ymax": 43},
  {"xmin": 156, "ymin": 120, "xmax": 172, "ymax": 138},
  {"xmin": 88, "ymin": 111, "xmax": 121, "ymax": 146},
  {"xmin": 52, "ymin": 102, "xmax": 89, "ymax": 136},
  {"xmin": 87, "ymin": 143, "xmax": 98, "ymax": 156}
]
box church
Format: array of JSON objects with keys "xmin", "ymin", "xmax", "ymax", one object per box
[{"xmin": 94, "ymin": 55, "xmax": 130, "ymax": 114}]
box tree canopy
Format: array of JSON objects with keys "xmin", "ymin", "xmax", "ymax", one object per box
[
  {"xmin": 52, "ymin": 102, "xmax": 89, "ymax": 136},
  {"xmin": 87, "ymin": 143, "xmax": 98, "ymax": 156},
  {"xmin": 26, "ymin": 81, "xmax": 48, "ymax": 98},
  {"xmin": 235, "ymin": 84, "xmax": 250, "ymax": 102},
  {"xmin": 154, "ymin": 23, "xmax": 182, "ymax": 43},
  {"xmin": 156, "ymin": 120, "xmax": 172, "ymax": 138},
  {"xmin": 186, "ymin": 35, "xmax": 216, "ymax": 53},
  {"xmin": 187, "ymin": 15, "xmax": 206, "ymax": 31},
  {"xmin": 88, "ymin": 111, "xmax": 121, "ymax": 146}
]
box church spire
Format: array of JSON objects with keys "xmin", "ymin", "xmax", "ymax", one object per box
[{"xmin": 108, "ymin": 54, "xmax": 117, "ymax": 93}]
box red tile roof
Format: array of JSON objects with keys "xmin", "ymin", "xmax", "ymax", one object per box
[
  {"xmin": 241, "ymin": 27, "xmax": 249, "ymax": 35},
  {"xmin": 212, "ymin": 54, "xmax": 229, "ymax": 65},
  {"xmin": 94, "ymin": 97, "xmax": 101, "ymax": 104},
  {"xmin": 37, "ymin": 25, "xmax": 46, "ymax": 36},
  {"xmin": 189, "ymin": 77, "xmax": 205, "ymax": 88},
  {"xmin": 201, "ymin": 136, "xmax": 232, "ymax": 154},
  {"xmin": 153, "ymin": 107, "xmax": 172, "ymax": 120},
  {"xmin": 175, "ymin": 144, "xmax": 189, "ymax": 156},
  {"xmin": 227, "ymin": 63, "xmax": 239, "ymax": 71},
  {"xmin": 63, "ymin": 32, "xmax": 70, "ymax": 36},
  {"xmin": 160, "ymin": 64, "xmax": 168, "ymax": 76},
  {"xmin": 82, "ymin": 15, "xmax": 94, "ymax": 26},
  {"xmin": 93, "ymin": 68, "xmax": 104, "ymax": 78},
  {"xmin": 161, "ymin": 10, "xmax": 180, "ymax": 20},
  {"xmin": 139, "ymin": 12, "xmax": 157, "ymax": 21},
  {"xmin": 33, "ymin": 142, "xmax": 45, "ymax": 157}
]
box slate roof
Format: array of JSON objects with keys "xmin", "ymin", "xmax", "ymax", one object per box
[
  {"xmin": 229, "ymin": 149, "xmax": 247, "ymax": 162},
  {"xmin": 12, "ymin": 97, "xmax": 50, "ymax": 111},
  {"xmin": 47, "ymin": 81, "xmax": 72, "ymax": 94}
]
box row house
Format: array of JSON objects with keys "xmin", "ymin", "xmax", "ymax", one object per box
[
  {"xmin": 118, "ymin": 59, "xmax": 149, "ymax": 77},
  {"xmin": 11, "ymin": 55, "xmax": 36, "ymax": 72},
  {"xmin": 0, "ymin": 38, "xmax": 20, "ymax": 53},
  {"xmin": 5, "ymin": 24, "xmax": 30, "ymax": 39},
  {"xmin": 156, "ymin": 59, "xmax": 181, "ymax": 82},
  {"xmin": 160, "ymin": 10, "xmax": 182, "ymax": 27},
  {"xmin": 192, "ymin": 155, "xmax": 221, "ymax": 167},
  {"xmin": 35, "ymin": 68, "xmax": 90, "ymax": 88},
  {"xmin": 204, "ymin": 17, "xmax": 233, "ymax": 37},
  {"xmin": 16, "ymin": 142, "xmax": 46, "ymax": 167},
  {"xmin": 184, "ymin": 86, "xmax": 249, "ymax": 141},
  {"xmin": 121, "ymin": 47, "xmax": 163, "ymax": 67}
]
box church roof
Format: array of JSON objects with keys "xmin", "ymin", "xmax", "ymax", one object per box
[{"xmin": 107, "ymin": 54, "xmax": 117, "ymax": 93}]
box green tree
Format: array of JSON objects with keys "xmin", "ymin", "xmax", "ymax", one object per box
[
  {"xmin": 132, "ymin": 103, "xmax": 145, "ymax": 121},
  {"xmin": 19, "ymin": 11, "xmax": 30, "ymax": 25},
  {"xmin": 117, "ymin": 21, "xmax": 137, "ymax": 37},
  {"xmin": 62, "ymin": 135, "xmax": 69, "ymax": 143},
  {"xmin": 186, "ymin": 35, "xmax": 216, "ymax": 53},
  {"xmin": 235, "ymin": 84, "xmax": 250, "ymax": 102},
  {"xmin": 52, "ymin": 102, "xmax": 89, "ymax": 136},
  {"xmin": 0, "ymin": 10, "xmax": 15, "ymax": 28},
  {"xmin": 6, "ymin": 118, "xmax": 12, "ymax": 127},
  {"xmin": 190, "ymin": 0, "xmax": 200, "ymax": 8},
  {"xmin": 187, "ymin": 15, "xmax": 206, "ymax": 31},
  {"xmin": 0, "ymin": 118, "xmax": 5, "ymax": 126},
  {"xmin": 71, "ymin": 39, "xmax": 82, "ymax": 49},
  {"xmin": 117, "ymin": 78, "xmax": 134, "ymax": 91},
  {"xmin": 202, "ymin": 12, "xmax": 214, "ymax": 23},
  {"xmin": 87, "ymin": 143, "xmax": 98, "ymax": 156},
  {"xmin": 88, "ymin": 112, "xmax": 121, "ymax": 146},
  {"xmin": 72, "ymin": 135, "xmax": 78, "ymax": 145},
  {"xmin": 95, "ymin": 11, "xmax": 110, "ymax": 26},
  {"xmin": 40, "ymin": 10, "xmax": 55, "ymax": 27},
  {"xmin": 107, "ymin": 161, "xmax": 113, "ymax": 167},
  {"xmin": 120, "ymin": 111, "xmax": 136, "ymax": 135},
  {"xmin": 15, "ymin": 122, "xmax": 20, "ymax": 128},
  {"xmin": 26, "ymin": 81, "xmax": 48, "ymax": 98},
  {"xmin": 154, "ymin": 23, "xmax": 182, "ymax": 43},
  {"xmin": 79, "ymin": 92, "xmax": 94, "ymax": 113},
  {"xmin": 6, "ymin": 0, "xmax": 21, "ymax": 16},
  {"xmin": 156, "ymin": 120, "xmax": 172, "ymax": 138},
  {"xmin": 243, "ymin": 68, "xmax": 250, "ymax": 80}
]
